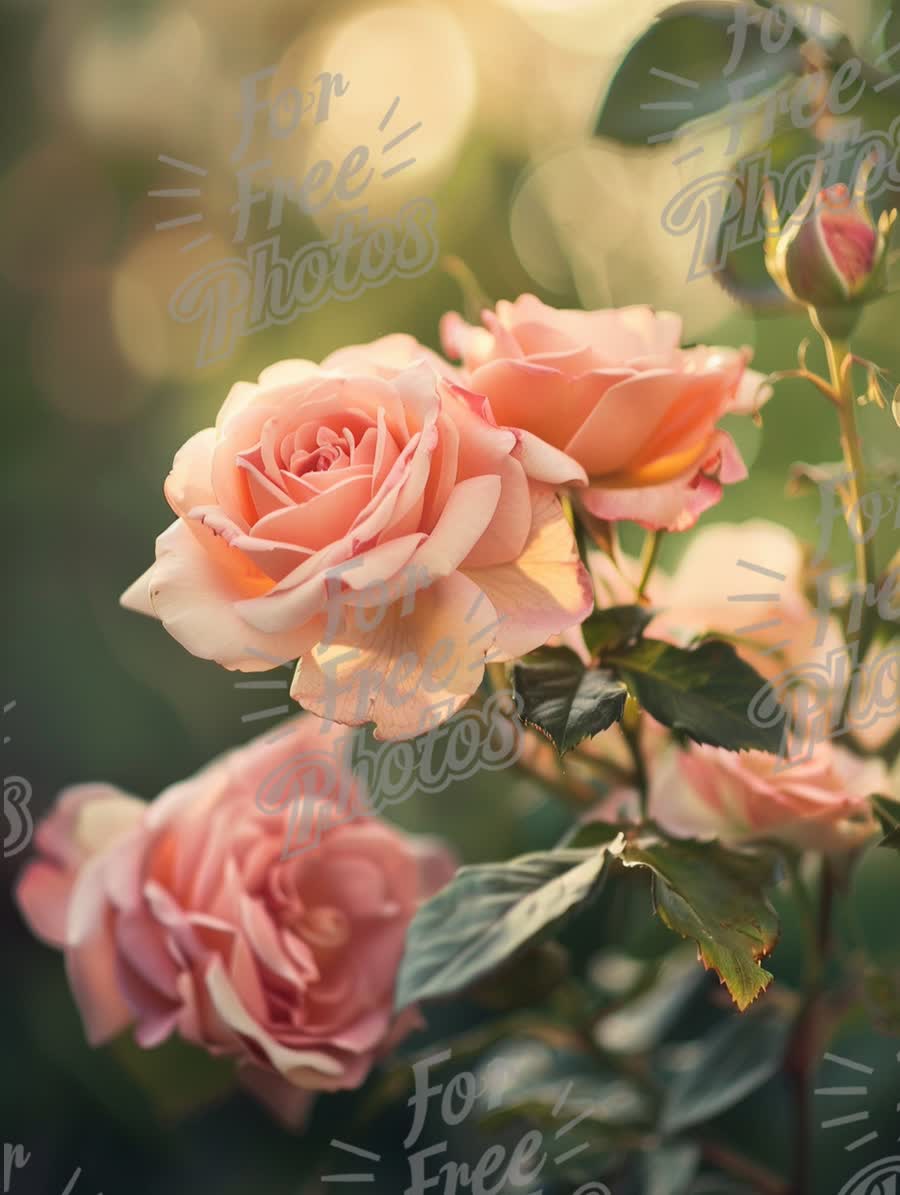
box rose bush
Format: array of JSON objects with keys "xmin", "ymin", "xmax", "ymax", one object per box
[
  {"xmin": 441, "ymin": 294, "xmax": 770, "ymax": 530},
  {"xmin": 16, "ymin": 715, "xmax": 455, "ymax": 1126},
  {"xmin": 121, "ymin": 335, "xmax": 591, "ymax": 739}
]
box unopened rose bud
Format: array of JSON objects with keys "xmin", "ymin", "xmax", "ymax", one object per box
[{"xmin": 764, "ymin": 155, "xmax": 897, "ymax": 337}]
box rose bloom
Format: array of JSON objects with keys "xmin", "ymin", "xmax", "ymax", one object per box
[
  {"xmin": 122, "ymin": 336, "xmax": 591, "ymax": 739},
  {"xmin": 643, "ymin": 519, "xmax": 845, "ymax": 681},
  {"xmin": 441, "ymin": 295, "xmax": 770, "ymax": 530},
  {"xmin": 648, "ymin": 737, "xmax": 888, "ymax": 852},
  {"xmin": 16, "ymin": 716, "xmax": 455, "ymax": 1127}
]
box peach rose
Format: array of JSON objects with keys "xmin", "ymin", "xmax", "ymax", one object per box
[
  {"xmin": 16, "ymin": 716, "xmax": 455, "ymax": 1127},
  {"xmin": 645, "ymin": 519, "xmax": 844, "ymax": 680},
  {"xmin": 648, "ymin": 737, "xmax": 887, "ymax": 852},
  {"xmin": 122, "ymin": 335, "xmax": 591, "ymax": 739},
  {"xmin": 441, "ymin": 295, "xmax": 770, "ymax": 530}
]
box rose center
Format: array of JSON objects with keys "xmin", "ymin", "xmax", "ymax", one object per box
[{"xmin": 296, "ymin": 905, "xmax": 351, "ymax": 950}]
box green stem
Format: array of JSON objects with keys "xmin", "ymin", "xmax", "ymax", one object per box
[
  {"xmin": 786, "ymin": 858, "xmax": 835, "ymax": 1195},
  {"xmin": 636, "ymin": 529, "xmax": 664, "ymax": 601},
  {"xmin": 621, "ymin": 697, "xmax": 649, "ymax": 818},
  {"xmin": 441, "ymin": 255, "xmax": 490, "ymax": 322},
  {"xmin": 821, "ymin": 336, "xmax": 878, "ymax": 667},
  {"xmin": 787, "ymin": 853, "xmax": 819, "ymax": 990},
  {"xmin": 568, "ymin": 500, "xmax": 596, "ymax": 602}
]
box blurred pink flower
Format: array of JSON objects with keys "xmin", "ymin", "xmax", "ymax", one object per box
[
  {"xmin": 441, "ymin": 295, "xmax": 770, "ymax": 531},
  {"xmin": 590, "ymin": 520, "xmax": 852, "ymax": 739},
  {"xmin": 643, "ymin": 519, "xmax": 844, "ymax": 681},
  {"xmin": 649, "ymin": 737, "xmax": 886, "ymax": 853},
  {"xmin": 16, "ymin": 716, "xmax": 455, "ymax": 1127}
]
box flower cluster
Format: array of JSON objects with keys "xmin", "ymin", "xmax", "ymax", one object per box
[
  {"xmin": 120, "ymin": 298, "xmax": 767, "ymax": 739},
  {"xmin": 16, "ymin": 294, "xmax": 895, "ymax": 1123}
]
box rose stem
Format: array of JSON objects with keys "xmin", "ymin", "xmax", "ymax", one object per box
[{"xmin": 821, "ymin": 333, "xmax": 879, "ymax": 670}]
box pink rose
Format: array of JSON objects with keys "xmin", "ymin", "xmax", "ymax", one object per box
[
  {"xmin": 122, "ymin": 335, "xmax": 591, "ymax": 738},
  {"xmin": 441, "ymin": 295, "xmax": 770, "ymax": 530},
  {"xmin": 648, "ymin": 737, "xmax": 887, "ymax": 852},
  {"xmin": 16, "ymin": 716, "xmax": 456, "ymax": 1127}
]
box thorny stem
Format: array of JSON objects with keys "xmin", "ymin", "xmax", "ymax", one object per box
[
  {"xmin": 766, "ymin": 367, "xmax": 840, "ymax": 406},
  {"xmin": 821, "ymin": 335, "xmax": 879, "ymax": 670}
]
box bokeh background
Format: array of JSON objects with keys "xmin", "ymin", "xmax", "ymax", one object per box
[{"xmin": 2, "ymin": 0, "xmax": 898, "ymax": 1191}]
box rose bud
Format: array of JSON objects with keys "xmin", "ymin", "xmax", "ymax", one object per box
[{"xmin": 764, "ymin": 154, "xmax": 897, "ymax": 337}]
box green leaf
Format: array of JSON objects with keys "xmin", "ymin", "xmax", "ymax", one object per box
[
  {"xmin": 594, "ymin": 2, "xmax": 804, "ymax": 146},
  {"xmin": 476, "ymin": 1046, "xmax": 649, "ymax": 1183},
  {"xmin": 661, "ymin": 1007, "xmax": 789, "ymax": 1133},
  {"xmin": 582, "ymin": 604, "xmax": 656, "ymax": 656},
  {"xmin": 862, "ymin": 964, "xmax": 900, "ymax": 1035},
  {"xmin": 715, "ymin": 74, "xmax": 900, "ymax": 307},
  {"xmin": 639, "ymin": 1143, "xmax": 701, "ymax": 1195},
  {"xmin": 872, "ymin": 794, "xmax": 900, "ymax": 850},
  {"xmin": 889, "ymin": 0, "xmax": 900, "ymax": 54},
  {"xmin": 617, "ymin": 835, "xmax": 780, "ymax": 1010},
  {"xmin": 565, "ymin": 819, "xmax": 638, "ymax": 850},
  {"xmin": 593, "ymin": 948, "xmax": 710, "ymax": 1054},
  {"xmin": 513, "ymin": 646, "xmax": 627, "ymax": 754},
  {"xmin": 469, "ymin": 941, "xmax": 571, "ymax": 1010},
  {"xmin": 395, "ymin": 848, "xmax": 613, "ymax": 1010},
  {"xmin": 715, "ymin": 125, "xmax": 822, "ymax": 308},
  {"xmin": 607, "ymin": 637, "xmax": 786, "ymax": 753}
]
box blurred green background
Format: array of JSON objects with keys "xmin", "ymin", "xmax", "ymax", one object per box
[{"xmin": 2, "ymin": 0, "xmax": 898, "ymax": 1191}]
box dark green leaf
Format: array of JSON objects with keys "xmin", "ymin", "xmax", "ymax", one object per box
[
  {"xmin": 607, "ymin": 637, "xmax": 786, "ymax": 753},
  {"xmin": 469, "ymin": 941, "xmax": 571, "ymax": 1010},
  {"xmin": 583, "ymin": 604, "xmax": 656, "ymax": 656},
  {"xmin": 872, "ymin": 794, "xmax": 900, "ymax": 850},
  {"xmin": 595, "ymin": 2, "xmax": 804, "ymax": 146},
  {"xmin": 564, "ymin": 819, "xmax": 637, "ymax": 850},
  {"xmin": 661, "ymin": 1007, "xmax": 789, "ymax": 1133},
  {"xmin": 616, "ymin": 835, "xmax": 780, "ymax": 1010},
  {"xmin": 594, "ymin": 948, "xmax": 710, "ymax": 1054},
  {"xmin": 395, "ymin": 848, "xmax": 613, "ymax": 1009},
  {"xmin": 109, "ymin": 1033, "xmax": 236, "ymax": 1120},
  {"xmin": 514, "ymin": 646, "xmax": 627, "ymax": 754},
  {"xmin": 477, "ymin": 1046, "xmax": 649, "ymax": 1182}
]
